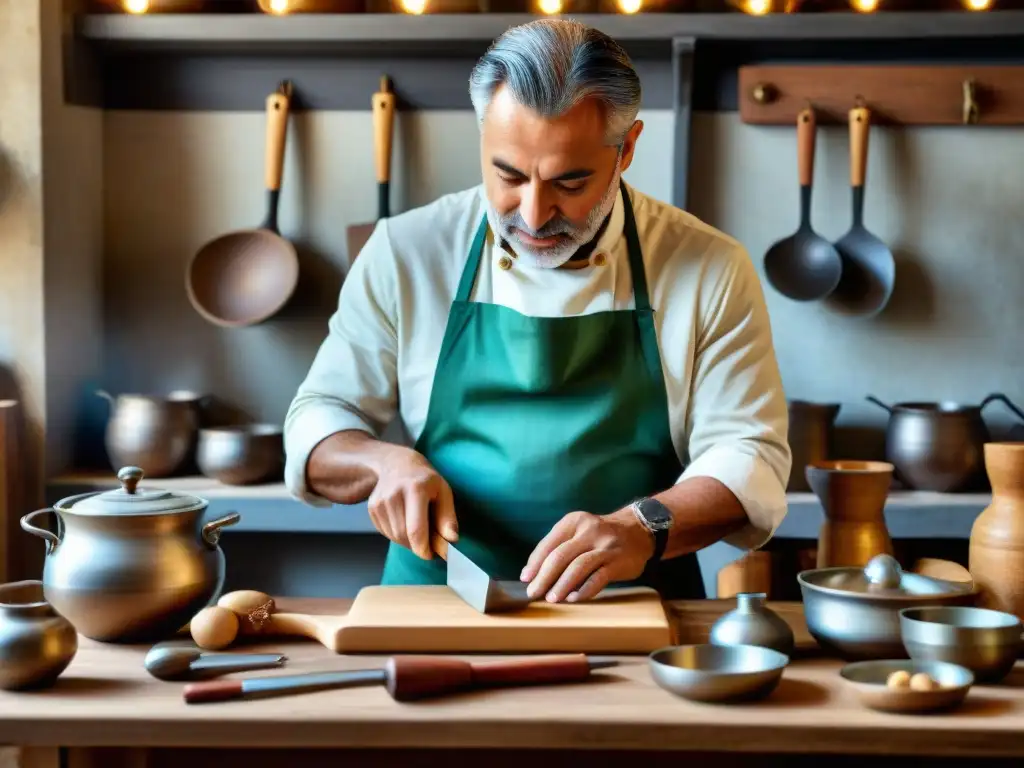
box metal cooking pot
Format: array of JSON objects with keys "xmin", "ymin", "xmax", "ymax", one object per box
[
  {"xmin": 798, "ymin": 554, "xmax": 977, "ymax": 661},
  {"xmin": 866, "ymin": 393, "xmax": 1024, "ymax": 492},
  {"xmin": 20, "ymin": 466, "xmax": 239, "ymax": 643},
  {"xmin": 97, "ymin": 389, "xmax": 202, "ymax": 478}
]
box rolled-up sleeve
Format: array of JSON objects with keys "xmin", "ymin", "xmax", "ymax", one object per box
[
  {"xmin": 283, "ymin": 221, "xmax": 400, "ymax": 507},
  {"xmin": 679, "ymin": 244, "xmax": 791, "ymax": 551}
]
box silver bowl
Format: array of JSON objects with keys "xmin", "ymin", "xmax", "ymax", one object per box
[
  {"xmin": 900, "ymin": 606, "xmax": 1022, "ymax": 683},
  {"xmin": 197, "ymin": 424, "xmax": 284, "ymax": 485},
  {"xmin": 798, "ymin": 555, "xmax": 977, "ymax": 660},
  {"xmin": 648, "ymin": 644, "xmax": 789, "ymax": 703},
  {"xmin": 840, "ymin": 659, "xmax": 974, "ymax": 713}
]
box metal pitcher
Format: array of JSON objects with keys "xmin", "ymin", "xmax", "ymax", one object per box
[
  {"xmin": 867, "ymin": 393, "xmax": 1024, "ymax": 492},
  {"xmin": 20, "ymin": 466, "xmax": 240, "ymax": 643},
  {"xmin": 97, "ymin": 389, "xmax": 202, "ymax": 478},
  {"xmin": 787, "ymin": 400, "xmax": 841, "ymax": 492}
]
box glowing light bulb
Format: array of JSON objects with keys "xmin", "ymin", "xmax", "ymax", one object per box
[
  {"xmin": 851, "ymin": 0, "xmax": 879, "ymax": 11},
  {"xmin": 618, "ymin": 0, "xmax": 643, "ymax": 12},
  {"xmin": 538, "ymin": 0, "xmax": 562, "ymax": 13},
  {"xmin": 123, "ymin": 0, "xmax": 149, "ymax": 12},
  {"xmin": 743, "ymin": 0, "xmax": 772, "ymax": 15},
  {"xmin": 267, "ymin": 0, "xmax": 290, "ymax": 13},
  {"xmin": 400, "ymin": 0, "xmax": 428, "ymax": 12},
  {"xmin": 963, "ymin": 0, "xmax": 991, "ymax": 8}
]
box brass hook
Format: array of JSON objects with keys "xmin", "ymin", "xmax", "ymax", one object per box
[{"xmin": 962, "ymin": 79, "xmax": 979, "ymax": 125}]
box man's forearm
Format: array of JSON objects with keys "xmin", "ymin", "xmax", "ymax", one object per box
[
  {"xmin": 305, "ymin": 430, "xmax": 399, "ymax": 505},
  {"xmin": 651, "ymin": 476, "xmax": 749, "ymax": 559}
]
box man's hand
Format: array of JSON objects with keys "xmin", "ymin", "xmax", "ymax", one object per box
[
  {"xmin": 519, "ymin": 509, "xmax": 654, "ymax": 604},
  {"xmin": 367, "ymin": 446, "xmax": 458, "ymax": 561}
]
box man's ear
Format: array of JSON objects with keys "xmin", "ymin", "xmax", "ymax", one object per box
[{"xmin": 619, "ymin": 120, "xmax": 644, "ymax": 173}]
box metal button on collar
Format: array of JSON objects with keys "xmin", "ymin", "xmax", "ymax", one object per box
[
  {"xmin": 498, "ymin": 255, "xmax": 514, "ymax": 271},
  {"xmin": 593, "ymin": 252, "xmax": 607, "ymax": 267}
]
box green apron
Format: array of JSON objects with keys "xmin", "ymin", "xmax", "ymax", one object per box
[{"xmin": 380, "ymin": 182, "xmax": 705, "ymax": 599}]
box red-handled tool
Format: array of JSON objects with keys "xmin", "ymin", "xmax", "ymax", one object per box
[{"xmin": 183, "ymin": 654, "xmax": 617, "ymax": 704}]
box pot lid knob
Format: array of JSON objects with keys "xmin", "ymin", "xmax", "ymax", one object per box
[
  {"xmin": 864, "ymin": 553, "xmax": 903, "ymax": 590},
  {"xmin": 118, "ymin": 466, "xmax": 144, "ymax": 495}
]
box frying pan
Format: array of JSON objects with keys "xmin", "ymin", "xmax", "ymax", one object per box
[
  {"xmin": 346, "ymin": 75, "xmax": 396, "ymax": 264},
  {"xmin": 186, "ymin": 81, "xmax": 299, "ymax": 328},
  {"xmin": 825, "ymin": 104, "xmax": 896, "ymax": 318},
  {"xmin": 763, "ymin": 106, "xmax": 842, "ymax": 301}
]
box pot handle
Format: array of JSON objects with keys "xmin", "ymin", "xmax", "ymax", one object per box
[
  {"xmin": 865, "ymin": 395, "xmax": 892, "ymax": 413},
  {"xmin": 980, "ymin": 393, "xmax": 1024, "ymax": 423},
  {"xmin": 202, "ymin": 512, "xmax": 241, "ymax": 549},
  {"xmin": 20, "ymin": 509, "xmax": 62, "ymax": 555}
]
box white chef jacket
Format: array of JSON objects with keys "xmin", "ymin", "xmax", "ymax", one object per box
[{"xmin": 284, "ymin": 182, "xmax": 791, "ymax": 551}]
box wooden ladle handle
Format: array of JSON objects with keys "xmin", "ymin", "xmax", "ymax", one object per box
[
  {"xmin": 265, "ymin": 81, "xmax": 292, "ymax": 192},
  {"xmin": 797, "ymin": 106, "xmax": 816, "ymax": 188},
  {"xmin": 849, "ymin": 104, "xmax": 870, "ymax": 189}
]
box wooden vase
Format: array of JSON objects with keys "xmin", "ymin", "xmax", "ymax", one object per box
[
  {"xmin": 969, "ymin": 443, "xmax": 1024, "ymax": 618},
  {"xmin": 806, "ymin": 460, "xmax": 895, "ymax": 569}
]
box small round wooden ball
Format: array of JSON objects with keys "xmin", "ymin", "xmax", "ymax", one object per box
[
  {"xmin": 886, "ymin": 670, "xmax": 911, "ymax": 689},
  {"xmin": 910, "ymin": 672, "xmax": 938, "ymax": 691},
  {"xmin": 190, "ymin": 605, "xmax": 240, "ymax": 650}
]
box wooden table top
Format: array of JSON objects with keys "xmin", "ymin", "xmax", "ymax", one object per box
[{"xmin": 2, "ymin": 598, "xmax": 1024, "ymax": 756}]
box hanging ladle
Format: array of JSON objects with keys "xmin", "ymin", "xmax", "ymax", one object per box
[
  {"xmin": 825, "ymin": 102, "xmax": 896, "ymax": 318},
  {"xmin": 763, "ymin": 105, "xmax": 843, "ymax": 302}
]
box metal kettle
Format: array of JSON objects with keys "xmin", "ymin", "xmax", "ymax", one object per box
[{"xmin": 867, "ymin": 393, "xmax": 1024, "ymax": 492}]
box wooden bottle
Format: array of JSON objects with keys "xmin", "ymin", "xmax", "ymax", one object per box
[{"xmin": 969, "ymin": 443, "xmax": 1024, "ymax": 617}]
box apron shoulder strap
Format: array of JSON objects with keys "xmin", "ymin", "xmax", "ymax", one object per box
[
  {"xmin": 455, "ymin": 216, "xmax": 490, "ymax": 304},
  {"xmin": 619, "ymin": 181, "xmax": 652, "ymax": 313}
]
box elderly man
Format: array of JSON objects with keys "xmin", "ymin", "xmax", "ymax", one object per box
[{"xmin": 284, "ymin": 18, "xmax": 790, "ymax": 603}]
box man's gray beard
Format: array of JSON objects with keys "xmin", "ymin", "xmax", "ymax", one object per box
[{"xmin": 485, "ymin": 166, "xmax": 622, "ymax": 270}]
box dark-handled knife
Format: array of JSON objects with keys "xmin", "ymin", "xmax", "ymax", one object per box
[{"xmin": 183, "ymin": 654, "xmax": 618, "ymax": 704}]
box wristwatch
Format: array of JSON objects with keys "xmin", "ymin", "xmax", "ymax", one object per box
[{"xmin": 630, "ymin": 497, "xmax": 673, "ymax": 563}]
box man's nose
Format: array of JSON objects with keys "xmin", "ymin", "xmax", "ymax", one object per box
[{"xmin": 518, "ymin": 184, "xmax": 554, "ymax": 232}]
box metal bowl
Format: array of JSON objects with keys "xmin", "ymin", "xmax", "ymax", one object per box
[
  {"xmin": 648, "ymin": 644, "xmax": 789, "ymax": 703},
  {"xmin": 799, "ymin": 555, "xmax": 977, "ymax": 660},
  {"xmin": 840, "ymin": 659, "xmax": 974, "ymax": 713},
  {"xmin": 900, "ymin": 606, "xmax": 1022, "ymax": 683},
  {"xmin": 197, "ymin": 424, "xmax": 284, "ymax": 486}
]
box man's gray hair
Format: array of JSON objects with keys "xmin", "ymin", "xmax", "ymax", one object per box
[{"xmin": 468, "ymin": 19, "xmax": 641, "ymax": 146}]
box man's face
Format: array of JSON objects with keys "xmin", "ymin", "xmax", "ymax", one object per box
[{"xmin": 480, "ymin": 85, "xmax": 643, "ymax": 268}]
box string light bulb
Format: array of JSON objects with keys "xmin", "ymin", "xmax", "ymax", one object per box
[
  {"xmin": 122, "ymin": 0, "xmax": 149, "ymax": 12},
  {"xmin": 742, "ymin": 0, "xmax": 772, "ymax": 15},
  {"xmin": 267, "ymin": 0, "xmax": 290, "ymax": 13},
  {"xmin": 963, "ymin": 0, "xmax": 992, "ymax": 8},
  {"xmin": 399, "ymin": 0, "xmax": 428, "ymax": 12},
  {"xmin": 538, "ymin": 0, "xmax": 562, "ymax": 13},
  {"xmin": 850, "ymin": 0, "xmax": 879, "ymax": 11},
  {"xmin": 618, "ymin": 0, "xmax": 643, "ymax": 12}
]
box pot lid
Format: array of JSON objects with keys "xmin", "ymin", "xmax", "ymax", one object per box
[
  {"xmin": 66, "ymin": 466, "xmax": 205, "ymax": 516},
  {"xmin": 800, "ymin": 554, "xmax": 975, "ymax": 600}
]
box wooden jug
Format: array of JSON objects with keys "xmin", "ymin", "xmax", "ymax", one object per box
[
  {"xmin": 806, "ymin": 460, "xmax": 895, "ymax": 568},
  {"xmin": 969, "ymin": 443, "xmax": 1024, "ymax": 617}
]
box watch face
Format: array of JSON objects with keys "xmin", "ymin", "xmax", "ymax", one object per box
[{"xmin": 638, "ymin": 498, "xmax": 673, "ymax": 530}]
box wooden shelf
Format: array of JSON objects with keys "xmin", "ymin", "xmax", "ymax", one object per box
[
  {"xmin": 47, "ymin": 471, "xmax": 990, "ymax": 539},
  {"xmin": 76, "ymin": 11, "xmax": 1024, "ymax": 49}
]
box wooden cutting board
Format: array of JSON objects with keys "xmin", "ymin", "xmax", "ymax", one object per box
[{"xmin": 334, "ymin": 584, "xmax": 674, "ymax": 654}]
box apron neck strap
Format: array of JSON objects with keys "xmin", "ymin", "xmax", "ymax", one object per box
[
  {"xmin": 456, "ymin": 181, "xmax": 650, "ymax": 310},
  {"xmin": 619, "ymin": 180, "xmax": 651, "ymax": 312},
  {"xmin": 455, "ymin": 216, "xmax": 490, "ymax": 303}
]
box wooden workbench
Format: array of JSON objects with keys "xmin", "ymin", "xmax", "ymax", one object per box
[{"xmin": 2, "ymin": 599, "xmax": 1024, "ymax": 768}]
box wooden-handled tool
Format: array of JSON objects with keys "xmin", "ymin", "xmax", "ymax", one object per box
[
  {"xmin": 345, "ymin": 74, "xmax": 396, "ymax": 263},
  {"xmin": 183, "ymin": 654, "xmax": 618, "ymax": 704},
  {"xmin": 189, "ymin": 590, "xmax": 349, "ymax": 652}
]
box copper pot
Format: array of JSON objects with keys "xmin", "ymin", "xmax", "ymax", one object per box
[{"xmin": 787, "ymin": 400, "xmax": 840, "ymax": 492}]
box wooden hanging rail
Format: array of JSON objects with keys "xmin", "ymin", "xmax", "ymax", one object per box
[{"xmin": 738, "ymin": 65, "xmax": 1024, "ymax": 126}]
